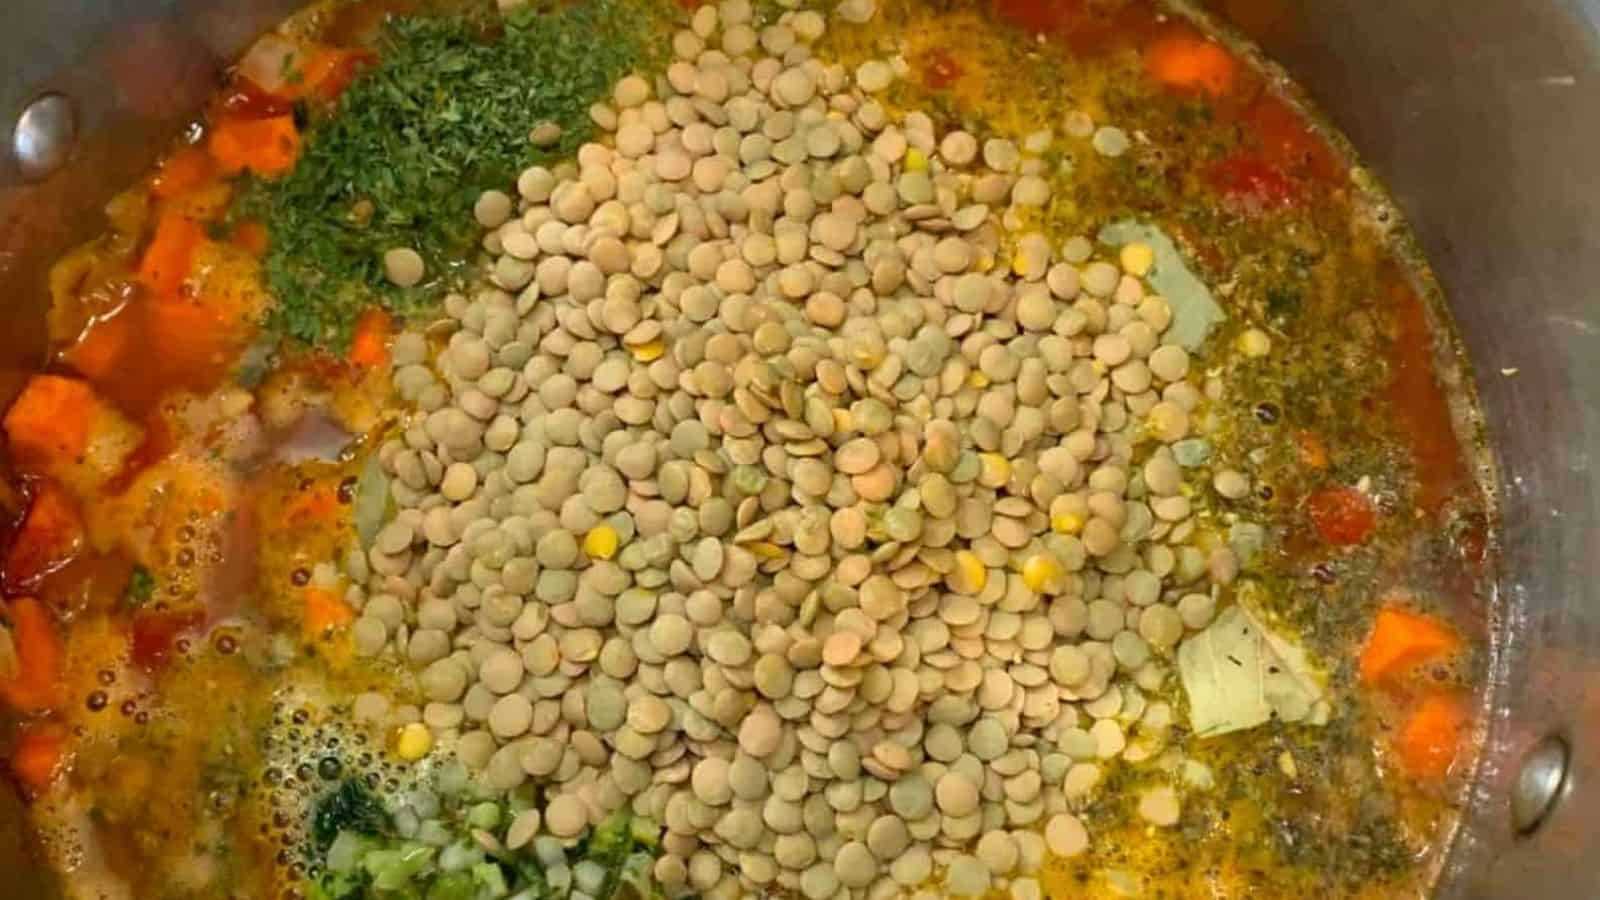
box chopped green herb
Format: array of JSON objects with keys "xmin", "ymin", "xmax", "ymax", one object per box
[
  {"xmin": 312, "ymin": 779, "xmax": 390, "ymax": 854},
  {"xmin": 239, "ymin": 0, "xmax": 649, "ymax": 349},
  {"xmin": 123, "ymin": 565, "xmax": 155, "ymax": 608}
]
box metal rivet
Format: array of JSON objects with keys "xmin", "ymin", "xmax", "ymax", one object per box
[
  {"xmin": 1512, "ymin": 734, "xmax": 1570, "ymax": 836},
  {"xmin": 12, "ymin": 93, "xmax": 77, "ymax": 181}
]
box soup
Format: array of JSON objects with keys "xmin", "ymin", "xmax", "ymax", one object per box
[{"xmin": 0, "ymin": 0, "xmax": 1497, "ymax": 898}]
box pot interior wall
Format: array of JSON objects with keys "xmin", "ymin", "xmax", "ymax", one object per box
[{"xmin": 2, "ymin": 0, "xmax": 1597, "ymax": 895}]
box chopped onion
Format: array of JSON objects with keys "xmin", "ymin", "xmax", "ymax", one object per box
[
  {"xmin": 325, "ymin": 830, "xmax": 366, "ymax": 874},
  {"xmin": 237, "ymin": 34, "xmax": 303, "ymax": 95}
]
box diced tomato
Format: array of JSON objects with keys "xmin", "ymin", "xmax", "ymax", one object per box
[
  {"xmin": 1241, "ymin": 93, "xmax": 1344, "ymax": 184},
  {"xmin": 919, "ymin": 48, "xmax": 965, "ymax": 89},
  {"xmin": 216, "ymin": 78, "xmax": 296, "ymax": 120},
  {"xmin": 10, "ymin": 722, "xmax": 70, "ymax": 793},
  {"xmin": 1306, "ymin": 486, "xmax": 1376, "ymax": 546},
  {"xmin": 1209, "ymin": 154, "xmax": 1297, "ymax": 210},
  {"xmin": 3, "ymin": 482, "xmax": 84, "ymax": 594},
  {"xmin": 129, "ymin": 609, "xmax": 203, "ymax": 672}
]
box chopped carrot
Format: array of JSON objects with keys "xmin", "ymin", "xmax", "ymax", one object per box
[
  {"xmin": 2, "ymin": 482, "xmax": 84, "ymax": 593},
  {"xmin": 1360, "ymin": 605, "xmax": 1462, "ymax": 684},
  {"xmin": 137, "ymin": 207, "xmax": 207, "ymax": 298},
  {"xmin": 0, "ymin": 598, "xmax": 64, "ymax": 712},
  {"xmin": 10, "ymin": 723, "xmax": 70, "ymax": 793},
  {"xmin": 150, "ymin": 146, "xmax": 217, "ymax": 199},
  {"xmin": 142, "ymin": 295, "xmax": 242, "ymax": 384},
  {"xmin": 349, "ymin": 308, "xmax": 394, "ymax": 370},
  {"xmin": 285, "ymin": 481, "xmax": 340, "ymax": 526},
  {"xmin": 1306, "ymin": 486, "xmax": 1376, "ymax": 546},
  {"xmin": 304, "ymin": 586, "xmax": 354, "ymax": 638},
  {"xmin": 208, "ymin": 115, "xmax": 301, "ymax": 178},
  {"xmin": 63, "ymin": 306, "xmax": 137, "ymax": 382},
  {"xmin": 231, "ymin": 220, "xmax": 270, "ymax": 257},
  {"xmin": 3, "ymin": 375, "xmax": 96, "ymax": 467},
  {"xmin": 1395, "ymin": 692, "xmax": 1468, "ymax": 778},
  {"xmin": 1297, "ymin": 431, "xmax": 1329, "ymax": 470},
  {"xmin": 1144, "ymin": 34, "xmax": 1238, "ymax": 97}
]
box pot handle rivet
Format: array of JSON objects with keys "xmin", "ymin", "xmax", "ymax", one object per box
[
  {"xmin": 11, "ymin": 93, "xmax": 77, "ymax": 182},
  {"xmin": 1512, "ymin": 734, "xmax": 1570, "ymax": 836}
]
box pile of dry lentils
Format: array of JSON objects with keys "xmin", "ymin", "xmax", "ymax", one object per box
[{"xmin": 349, "ymin": 1, "xmax": 1249, "ymax": 897}]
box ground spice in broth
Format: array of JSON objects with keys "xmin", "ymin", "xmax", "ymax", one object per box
[{"xmin": 0, "ymin": 1, "xmax": 1496, "ymax": 899}]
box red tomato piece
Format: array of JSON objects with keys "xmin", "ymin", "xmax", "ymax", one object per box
[
  {"xmin": 920, "ymin": 48, "xmax": 965, "ymax": 90},
  {"xmin": 3, "ymin": 482, "xmax": 84, "ymax": 594},
  {"xmin": 129, "ymin": 609, "xmax": 203, "ymax": 672},
  {"xmin": 1306, "ymin": 486, "xmax": 1377, "ymax": 546},
  {"xmin": 1209, "ymin": 154, "xmax": 1297, "ymax": 210}
]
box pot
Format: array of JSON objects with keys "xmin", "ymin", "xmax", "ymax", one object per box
[{"xmin": 1, "ymin": 0, "xmax": 1596, "ymax": 896}]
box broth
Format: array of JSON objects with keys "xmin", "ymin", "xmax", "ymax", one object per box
[{"xmin": 0, "ymin": 1, "xmax": 1496, "ymax": 898}]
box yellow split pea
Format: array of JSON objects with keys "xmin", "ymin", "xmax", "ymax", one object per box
[{"xmin": 584, "ymin": 525, "xmax": 620, "ymax": 560}]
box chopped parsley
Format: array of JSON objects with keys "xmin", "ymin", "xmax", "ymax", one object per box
[
  {"xmin": 238, "ymin": 0, "xmax": 648, "ymax": 349},
  {"xmin": 123, "ymin": 565, "xmax": 156, "ymax": 608}
]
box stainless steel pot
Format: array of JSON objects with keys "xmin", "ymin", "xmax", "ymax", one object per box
[{"xmin": 2, "ymin": 0, "xmax": 1596, "ymax": 895}]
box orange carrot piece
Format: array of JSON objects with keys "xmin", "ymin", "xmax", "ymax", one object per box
[
  {"xmin": 63, "ymin": 307, "xmax": 137, "ymax": 382},
  {"xmin": 208, "ymin": 115, "xmax": 301, "ymax": 178},
  {"xmin": 285, "ymin": 482, "xmax": 341, "ymax": 526},
  {"xmin": 151, "ymin": 146, "xmax": 217, "ymax": 199},
  {"xmin": 137, "ymin": 207, "xmax": 207, "ymax": 298},
  {"xmin": 349, "ymin": 308, "xmax": 394, "ymax": 369},
  {"xmin": 231, "ymin": 220, "xmax": 270, "ymax": 257},
  {"xmin": 3, "ymin": 375, "xmax": 96, "ymax": 467},
  {"xmin": 0, "ymin": 598, "xmax": 65, "ymax": 713},
  {"xmin": 1395, "ymin": 692, "xmax": 1468, "ymax": 778},
  {"xmin": 2, "ymin": 482, "xmax": 84, "ymax": 593},
  {"xmin": 304, "ymin": 586, "xmax": 354, "ymax": 637},
  {"xmin": 1360, "ymin": 606, "xmax": 1463, "ymax": 684},
  {"xmin": 1144, "ymin": 35, "xmax": 1238, "ymax": 98},
  {"xmin": 10, "ymin": 723, "xmax": 70, "ymax": 793},
  {"xmin": 1297, "ymin": 431, "xmax": 1329, "ymax": 470},
  {"xmin": 142, "ymin": 296, "xmax": 241, "ymax": 383}
]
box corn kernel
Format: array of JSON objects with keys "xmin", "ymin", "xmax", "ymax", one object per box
[
  {"xmin": 395, "ymin": 722, "xmax": 433, "ymax": 761},
  {"xmin": 968, "ymin": 372, "xmax": 991, "ymax": 389},
  {"xmin": 1022, "ymin": 553, "xmax": 1065, "ymax": 594},
  {"xmin": 1238, "ymin": 328, "xmax": 1272, "ymax": 358},
  {"xmin": 949, "ymin": 550, "xmax": 988, "ymax": 595},
  {"xmin": 629, "ymin": 339, "xmax": 665, "ymax": 362},
  {"xmin": 905, "ymin": 148, "xmax": 928, "ymax": 171},
  {"xmin": 583, "ymin": 525, "xmax": 620, "ymax": 560},
  {"xmin": 978, "ymin": 453, "xmax": 1011, "ymax": 488},
  {"xmin": 832, "ymin": 409, "xmax": 854, "ymax": 433},
  {"xmin": 1120, "ymin": 242, "xmax": 1155, "ymax": 277},
  {"xmin": 1052, "ymin": 512, "xmax": 1085, "ymax": 535}
]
